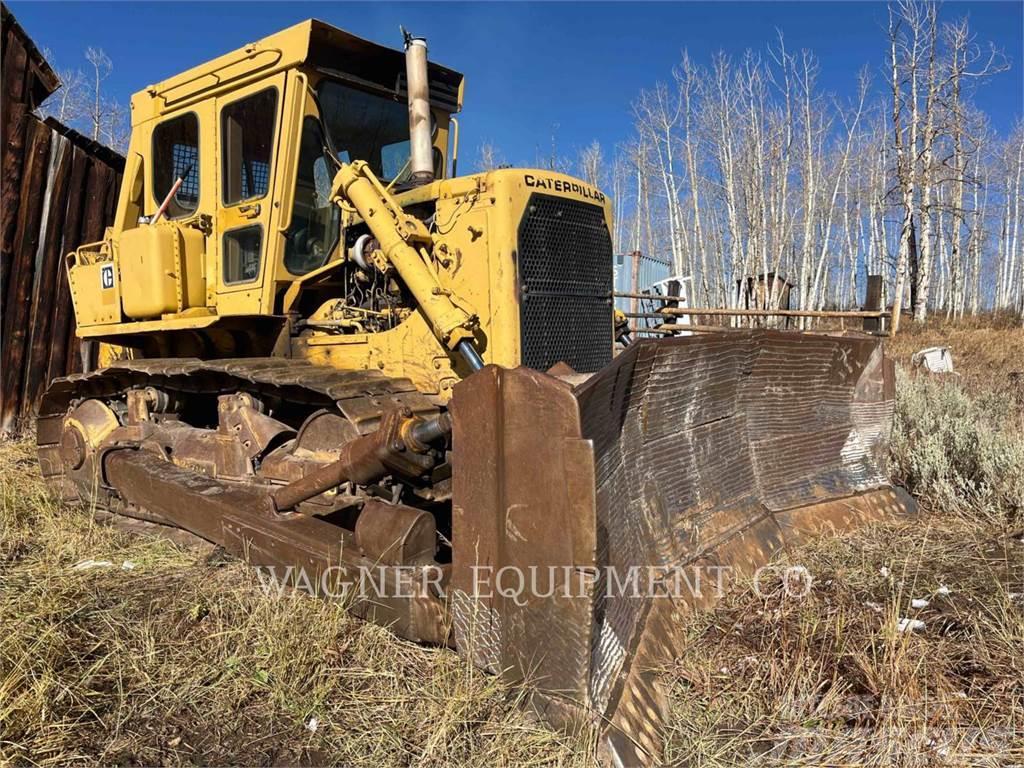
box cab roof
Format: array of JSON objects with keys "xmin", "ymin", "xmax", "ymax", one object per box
[{"xmin": 131, "ymin": 19, "xmax": 465, "ymax": 124}]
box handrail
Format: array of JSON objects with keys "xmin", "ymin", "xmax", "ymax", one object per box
[
  {"xmin": 652, "ymin": 307, "xmax": 884, "ymax": 319},
  {"xmin": 613, "ymin": 293, "xmax": 884, "ymax": 319}
]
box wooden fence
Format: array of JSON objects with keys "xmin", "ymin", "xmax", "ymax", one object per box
[{"xmin": 1, "ymin": 3, "xmax": 124, "ymax": 434}]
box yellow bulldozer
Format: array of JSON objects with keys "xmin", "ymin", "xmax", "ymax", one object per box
[{"xmin": 37, "ymin": 19, "xmax": 913, "ymax": 765}]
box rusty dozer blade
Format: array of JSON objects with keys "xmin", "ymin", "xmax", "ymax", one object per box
[{"xmin": 449, "ymin": 330, "xmax": 914, "ymax": 766}]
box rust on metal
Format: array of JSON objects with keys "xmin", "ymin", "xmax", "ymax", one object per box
[
  {"xmin": 451, "ymin": 330, "xmax": 913, "ymax": 765},
  {"xmin": 270, "ymin": 408, "xmax": 450, "ymax": 511},
  {"xmin": 37, "ymin": 331, "xmax": 913, "ymax": 766},
  {"xmin": 101, "ymin": 447, "xmax": 451, "ymax": 644},
  {"xmin": 355, "ymin": 499, "xmax": 437, "ymax": 566}
]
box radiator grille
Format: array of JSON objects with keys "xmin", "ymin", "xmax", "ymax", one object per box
[{"xmin": 516, "ymin": 194, "xmax": 614, "ymax": 373}]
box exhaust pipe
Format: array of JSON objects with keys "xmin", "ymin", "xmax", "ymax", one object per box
[{"xmin": 403, "ymin": 28, "xmax": 434, "ymax": 185}]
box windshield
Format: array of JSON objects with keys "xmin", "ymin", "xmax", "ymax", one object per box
[{"xmin": 316, "ymin": 80, "xmax": 428, "ymax": 184}]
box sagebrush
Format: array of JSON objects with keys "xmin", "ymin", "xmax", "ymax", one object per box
[{"xmin": 890, "ymin": 371, "xmax": 1024, "ymax": 525}]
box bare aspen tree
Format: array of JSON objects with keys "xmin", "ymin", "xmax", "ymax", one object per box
[
  {"xmin": 676, "ymin": 52, "xmax": 712, "ymax": 304},
  {"xmin": 51, "ymin": 68, "xmax": 88, "ymax": 123},
  {"xmin": 577, "ymin": 141, "xmax": 605, "ymax": 190},
  {"xmin": 535, "ymin": 124, "xmax": 573, "ymax": 174},
  {"xmin": 84, "ymin": 47, "xmax": 112, "ymax": 141},
  {"xmin": 608, "ymin": 2, "xmax": 1014, "ymax": 322},
  {"xmin": 968, "ymin": 145, "xmax": 986, "ymax": 315},
  {"xmin": 888, "ymin": 3, "xmax": 923, "ymax": 333},
  {"xmin": 475, "ymin": 142, "xmax": 505, "ymax": 172},
  {"xmin": 38, "ymin": 47, "xmax": 129, "ymax": 152},
  {"xmin": 634, "ymin": 84, "xmax": 686, "ymax": 274},
  {"xmin": 628, "ymin": 139, "xmax": 646, "ymax": 253},
  {"xmin": 936, "ymin": 186, "xmax": 948, "ymax": 314},
  {"xmin": 997, "ymin": 156, "xmax": 1013, "ymax": 309},
  {"xmin": 100, "ymin": 101, "xmax": 131, "ymax": 152},
  {"xmin": 796, "ymin": 48, "xmax": 819, "ymax": 318},
  {"xmin": 843, "ymin": 173, "xmax": 859, "ymax": 307},
  {"xmin": 610, "ymin": 151, "xmax": 631, "ymax": 254},
  {"xmin": 862, "ymin": 121, "xmax": 881, "ymax": 302},
  {"xmin": 39, "ymin": 47, "xmax": 87, "ymax": 124},
  {"xmin": 710, "ymin": 53, "xmax": 745, "ymax": 309},
  {"xmin": 1006, "ymin": 129, "xmax": 1024, "ymax": 310},
  {"xmin": 809, "ymin": 71, "xmax": 868, "ymax": 314},
  {"xmin": 764, "ymin": 32, "xmax": 797, "ymax": 312},
  {"xmin": 737, "ymin": 52, "xmax": 766, "ymax": 307},
  {"xmin": 945, "ymin": 19, "xmax": 969, "ymax": 318},
  {"xmin": 910, "ymin": 3, "xmax": 938, "ymax": 321}
]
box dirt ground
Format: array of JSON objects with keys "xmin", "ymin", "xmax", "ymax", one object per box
[{"xmin": 2, "ymin": 321, "xmax": 1022, "ymax": 767}]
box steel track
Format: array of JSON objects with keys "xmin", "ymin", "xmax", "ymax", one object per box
[{"xmin": 36, "ymin": 357, "xmax": 438, "ymax": 501}]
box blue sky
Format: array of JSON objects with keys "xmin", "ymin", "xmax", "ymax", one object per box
[{"xmin": 11, "ymin": 1, "xmax": 1024, "ymax": 166}]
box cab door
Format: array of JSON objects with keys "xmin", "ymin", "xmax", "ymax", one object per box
[
  {"xmin": 214, "ymin": 73, "xmax": 286, "ymax": 315},
  {"xmin": 270, "ymin": 74, "xmax": 342, "ymax": 286},
  {"xmin": 146, "ymin": 98, "xmax": 216, "ymax": 310}
]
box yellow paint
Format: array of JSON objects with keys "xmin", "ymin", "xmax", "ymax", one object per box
[
  {"xmin": 97, "ymin": 342, "xmax": 133, "ymax": 366},
  {"xmin": 119, "ymin": 223, "xmax": 206, "ymax": 318},
  {"xmin": 64, "ymin": 19, "xmax": 613, "ymax": 401}
]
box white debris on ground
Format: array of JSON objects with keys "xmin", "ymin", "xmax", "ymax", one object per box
[
  {"xmin": 897, "ymin": 617, "xmax": 926, "ymax": 633},
  {"xmin": 879, "ymin": 566, "xmax": 891, "ymax": 578},
  {"xmin": 782, "ymin": 565, "xmax": 813, "ymax": 597},
  {"xmin": 911, "ymin": 346, "xmax": 955, "ymax": 374},
  {"xmin": 911, "ymin": 598, "xmax": 930, "ymax": 609},
  {"xmin": 305, "ymin": 717, "xmax": 319, "ymax": 733},
  {"xmin": 865, "ymin": 601, "xmax": 884, "ymax": 613},
  {"xmin": 71, "ymin": 559, "xmax": 113, "ymax": 570},
  {"xmin": 121, "ymin": 560, "xmax": 136, "ymax": 571},
  {"xmin": 936, "ymin": 585, "xmax": 951, "ymax": 596}
]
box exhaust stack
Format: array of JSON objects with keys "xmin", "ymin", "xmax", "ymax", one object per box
[{"xmin": 403, "ymin": 28, "xmax": 434, "ymax": 185}]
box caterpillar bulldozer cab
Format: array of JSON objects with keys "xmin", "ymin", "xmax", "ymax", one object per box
[{"xmin": 38, "ymin": 19, "xmax": 913, "ymax": 766}]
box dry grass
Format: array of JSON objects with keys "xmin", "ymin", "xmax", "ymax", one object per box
[
  {"xmin": 662, "ymin": 320, "xmax": 1024, "ymax": 766},
  {"xmin": 885, "ymin": 315, "xmax": 1024, "ymax": 398},
  {"xmin": 662, "ymin": 516, "xmax": 1024, "ymax": 767},
  {"xmin": 0, "ymin": 439, "xmax": 592, "ymax": 767},
  {"xmin": 2, "ymin": 320, "xmax": 1022, "ymax": 766}
]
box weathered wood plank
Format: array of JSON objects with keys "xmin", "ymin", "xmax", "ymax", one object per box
[
  {"xmin": 1, "ymin": 26, "xmax": 29, "ymax": 288},
  {"xmin": 23, "ymin": 132, "xmax": 72, "ymax": 417},
  {"xmin": 0, "ymin": 119, "xmax": 51, "ymax": 432},
  {"xmin": 105, "ymin": 166, "xmax": 121, "ymax": 222},
  {"xmin": 0, "ymin": 106, "xmax": 22, "ymax": 297},
  {"xmin": 46, "ymin": 144, "xmax": 89, "ymax": 387},
  {"xmin": 2, "ymin": 10, "xmax": 127, "ymax": 431},
  {"xmin": 80, "ymin": 158, "xmax": 111, "ymax": 244}
]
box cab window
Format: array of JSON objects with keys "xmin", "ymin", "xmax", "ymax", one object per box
[
  {"xmin": 221, "ymin": 88, "xmax": 277, "ymax": 204},
  {"xmin": 152, "ymin": 113, "xmax": 199, "ymax": 218},
  {"xmin": 223, "ymin": 225, "xmax": 262, "ymax": 284},
  {"xmin": 284, "ymin": 117, "xmax": 339, "ymax": 275}
]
